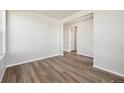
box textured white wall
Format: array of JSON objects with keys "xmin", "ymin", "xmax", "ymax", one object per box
[
  {"xmin": 6, "ymin": 11, "xmax": 60, "ymax": 66},
  {"xmin": 94, "ymin": 11, "xmax": 124, "ymax": 76}
]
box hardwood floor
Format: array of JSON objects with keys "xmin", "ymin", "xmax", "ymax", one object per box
[{"xmin": 2, "ymin": 52, "xmax": 124, "ymax": 83}]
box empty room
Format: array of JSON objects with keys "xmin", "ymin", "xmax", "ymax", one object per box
[{"xmin": 0, "ymin": 10, "xmax": 124, "ymax": 83}]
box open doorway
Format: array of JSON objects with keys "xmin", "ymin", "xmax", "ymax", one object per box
[
  {"xmin": 63, "ymin": 13, "xmax": 93, "ymax": 58},
  {"xmin": 70, "ymin": 26, "xmax": 77, "ymax": 53},
  {"xmin": 63, "ymin": 24, "xmax": 77, "ymax": 55}
]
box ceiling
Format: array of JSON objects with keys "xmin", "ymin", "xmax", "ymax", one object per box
[
  {"xmin": 65, "ymin": 13, "xmax": 93, "ymax": 25},
  {"xmin": 33, "ymin": 10, "xmax": 80, "ymax": 20}
]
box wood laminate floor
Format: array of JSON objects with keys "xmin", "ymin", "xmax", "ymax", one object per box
[{"xmin": 2, "ymin": 52, "xmax": 124, "ymax": 83}]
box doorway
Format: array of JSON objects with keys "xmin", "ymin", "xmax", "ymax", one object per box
[
  {"xmin": 63, "ymin": 24, "xmax": 77, "ymax": 54},
  {"xmin": 63, "ymin": 13, "xmax": 93, "ymax": 57},
  {"xmin": 70, "ymin": 26, "xmax": 77, "ymax": 53}
]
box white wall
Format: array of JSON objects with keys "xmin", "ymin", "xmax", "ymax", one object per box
[
  {"xmin": 7, "ymin": 11, "xmax": 60, "ymax": 66},
  {"xmin": 0, "ymin": 32, "xmax": 1, "ymax": 53},
  {"xmin": 71, "ymin": 27, "xmax": 76, "ymax": 51},
  {"xmin": 63, "ymin": 24, "xmax": 70, "ymax": 52},
  {"xmin": 77, "ymin": 17, "xmax": 93, "ymax": 57},
  {"xmin": 0, "ymin": 11, "xmax": 2, "ymax": 53},
  {"xmin": 94, "ymin": 11, "xmax": 124, "ymax": 76},
  {"xmin": 0, "ymin": 10, "xmax": 6, "ymax": 82},
  {"xmin": 0, "ymin": 56, "xmax": 6, "ymax": 82},
  {"xmin": 58, "ymin": 23, "xmax": 63, "ymax": 55}
]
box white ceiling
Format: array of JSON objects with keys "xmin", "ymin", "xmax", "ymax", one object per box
[{"xmin": 33, "ymin": 10, "xmax": 80, "ymax": 20}]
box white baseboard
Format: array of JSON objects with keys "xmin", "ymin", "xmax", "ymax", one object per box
[
  {"xmin": 59, "ymin": 53, "xmax": 64, "ymax": 56},
  {"xmin": 93, "ymin": 65, "xmax": 124, "ymax": 78},
  {"xmin": 77, "ymin": 53, "xmax": 93, "ymax": 58},
  {"xmin": 0, "ymin": 54, "xmax": 5, "ymax": 60},
  {"xmin": 7, "ymin": 54, "xmax": 61, "ymax": 68},
  {"xmin": 0, "ymin": 67, "xmax": 6, "ymax": 82},
  {"xmin": 64, "ymin": 50, "xmax": 71, "ymax": 52}
]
